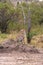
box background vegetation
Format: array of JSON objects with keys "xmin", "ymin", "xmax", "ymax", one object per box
[{"xmin": 0, "ymin": 1, "xmax": 43, "ymax": 42}]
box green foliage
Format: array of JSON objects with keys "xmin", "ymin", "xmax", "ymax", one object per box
[
  {"xmin": 27, "ymin": 32, "xmax": 37, "ymax": 40},
  {"xmin": 21, "ymin": 2, "xmax": 43, "ymax": 42},
  {"xmin": 0, "ymin": 33, "xmax": 7, "ymax": 39},
  {"xmin": 0, "ymin": 2, "xmax": 43, "ymax": 36},
  {"xmin": 30, "ymin": 2, "xmax": 43, "ymax": 25},
  {"xmin": 7, "ymin": 21, "xmax": 24, "ymax": 32},
  {"xmin": 0, "ymin": 2, "xmax": 15, "ymax": 33},
  {"xmin": 21, "ymin": 2, "xmax": 43, "ymax": 26}
]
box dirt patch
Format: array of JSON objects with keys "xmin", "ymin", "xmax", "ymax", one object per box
[
  {"xmin": 0, "ymin": 39, "xmax": 43, "ymax": 65},
  {"xmin": 0, "ymin": 39, "xmax": 39, "ymax": 53}
]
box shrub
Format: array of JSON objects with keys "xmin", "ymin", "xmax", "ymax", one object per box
[
  {"xmin": 27, "ymin": 31, "xmax": 37, "ymax": 43},
  {"xmin": 0, "ymin": 2, "xmax": 15, "ymax": 33}
]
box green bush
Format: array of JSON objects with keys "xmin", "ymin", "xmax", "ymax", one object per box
[
  {"xmin": 30, "ymin": 2, "xmax": 43, "ymax": 26},
  {"xmin": 0, "ymin": 2, "xmax": 43, "ymax": 34},
  {"xmin": 27, "ymin": 31, "xmax": 37, "ymax": 43},
  {"xmin": 0, "ymin": 2, "xmax": 15, "ymax": 33}
]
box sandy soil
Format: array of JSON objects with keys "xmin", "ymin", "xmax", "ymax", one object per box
[
  {"xmin": 0, "ymin": 50, "xmax": 43, "ymax": 65},
  {"xmin": 0, "ymin": 39, "xmax": 43, "ymax": 65}
]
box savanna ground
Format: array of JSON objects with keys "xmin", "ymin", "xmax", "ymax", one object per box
[
  {"xmin": 0, "ymin": 1, "xmax": 43, "ymax": 65},
  {"xmin": 0, "ymin": 29, "xmax": 43, "ymax": 65}
]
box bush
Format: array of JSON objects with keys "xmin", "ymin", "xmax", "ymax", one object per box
[
  {"xmin": 27, "ymin": 31, "xmax": 38, "ymax": 43},
  {"xmin": 0, "ymin": 2, "xmax": 43, "ymax": 34},
  {"xmin": 30, "ymin": 2, "xmax": 43, "ymax": 26},
  {"xmin": 0, "ymin": 2, "xmax": 15, "ymax": 33}
]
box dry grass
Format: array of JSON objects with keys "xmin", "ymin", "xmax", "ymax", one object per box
[
  {"xmin": 0, "ymin": 32, "xmax": 18, "ymax": 43},
  {"xmin": 0, "ymin": 30, "xmax": 43, "ymax": 48},
  {"xmin": 31, "ymin": 34, "xmax": 43, "ymax": 48}
]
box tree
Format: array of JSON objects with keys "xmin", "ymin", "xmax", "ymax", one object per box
[{"xmin": 0, "ymin": 3, "xmax": 14, "ymax": 33}]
